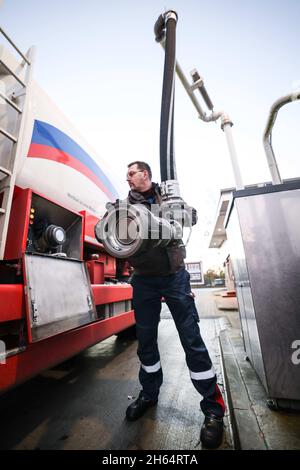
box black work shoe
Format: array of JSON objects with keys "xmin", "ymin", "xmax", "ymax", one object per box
[
  {"xmin": 126, "ymin": 393, "xmax": 158, "ymax": 421},
  {"xmin": 200, "ymin": 414, "xmax": 224, "ymax": 449}
]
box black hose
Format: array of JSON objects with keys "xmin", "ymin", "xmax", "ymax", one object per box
[
  {"xmin": 170, "ymin": 102, "xmax": 176, "ymax": 177},
  {"xmin": 157, "ymin": 12, "xmax": 177, "ymax": 182}
]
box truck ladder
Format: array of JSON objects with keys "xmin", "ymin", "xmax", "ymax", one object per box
[{"xmin": 0, "ymin": 27, "xmax": 35, "ymax": 259}]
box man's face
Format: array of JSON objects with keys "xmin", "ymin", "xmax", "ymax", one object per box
[{"xmin": 126, "ymin": 164, "xmax": 147, "ymax": 191}]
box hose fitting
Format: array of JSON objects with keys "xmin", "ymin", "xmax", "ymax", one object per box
[{"xmin": 154, "ymin": 10, "xmax": 178, "ymax": 43}]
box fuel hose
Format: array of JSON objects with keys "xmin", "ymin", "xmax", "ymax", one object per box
[{"xmin": 154, "ymin": 11, "xmax": 178, "ymax": 182}]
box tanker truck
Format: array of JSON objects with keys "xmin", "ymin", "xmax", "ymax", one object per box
[{"xmin": 0, "ymin": 30, "xmax": 134, "ymax": 394}]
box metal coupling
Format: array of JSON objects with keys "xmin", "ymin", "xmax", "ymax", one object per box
[
  {"xmin": 164, "ymin": 10, "xmax": 178, "ymax": 23},
  {"xmin": 154, "ymin": 10, "xmax": 178, "ymax": 42},
  {"xmin": 221, "ymin": 113, "xmax": 233, "ymax": 130}
]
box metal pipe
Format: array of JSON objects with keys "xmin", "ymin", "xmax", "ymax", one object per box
[
  {"xmin": 190, "ymin": 69, "xmax": 214, "ymax": 111},
  {"xmin": 172, "ymin": 51, "xmax": 223, "ymax": 122},
  {"xmin": 263, "ymin": 92, "xmax": 300, "ymax": 185},
  {"xmin": 222, "ymin": 118, "xmax": 244, "ymax": 190},
  {"xmin": 174, "ymin": 57, "xmax": 206, "ymax": 120}
]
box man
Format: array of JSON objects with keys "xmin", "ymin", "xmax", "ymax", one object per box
[{"xmin": 125, "ymin": 161, "xmax": 225, "ymax": 449}]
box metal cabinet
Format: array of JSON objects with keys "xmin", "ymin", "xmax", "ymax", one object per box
[{"xmin": 226, "ymin": 182, "xmax": 300, "ymax": 408}]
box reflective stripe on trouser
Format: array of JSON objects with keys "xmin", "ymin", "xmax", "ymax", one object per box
[
  {"xmin": 139, "ymin": 360, "xmax": 163, "ymax": 401},
  {"xmin": 189, "ymin": 370, "xmax": 225, "ymax": 417},
  {"xmin": 142, "ymin": 360, "xmax": 161, "ymax": 373},
  {"xmin": 131, "ymin": 270, "xmax": 225, "ymax": 417}
]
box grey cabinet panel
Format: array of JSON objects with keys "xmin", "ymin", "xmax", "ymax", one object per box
[{"xmin": 227, "ymin": 187, "xmax": 300, "ymax": 403}]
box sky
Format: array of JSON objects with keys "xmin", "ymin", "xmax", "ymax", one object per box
[{"xmin": 1, "ymin": 0, "xmax": 300, "ymax": 271}]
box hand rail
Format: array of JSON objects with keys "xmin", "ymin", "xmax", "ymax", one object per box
[{"xmin": 263, "ymin": 92, "xmax": 300, "ymax": 185}]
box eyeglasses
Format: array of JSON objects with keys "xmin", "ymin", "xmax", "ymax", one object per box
[{"xmin": 126, "ymin": 170, "xmax": 144, "ymax": 179}]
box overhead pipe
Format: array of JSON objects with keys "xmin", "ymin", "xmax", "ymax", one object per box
[{"xmin": 263, "ymin": 92, "xmax": 300, "ymax": 185}]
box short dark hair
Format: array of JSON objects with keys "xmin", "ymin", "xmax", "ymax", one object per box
[{"xmin": 127, "ymin": 161, "xmax": 152, "ymax": 180}]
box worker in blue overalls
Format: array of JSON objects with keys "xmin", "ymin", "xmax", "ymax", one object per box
[{"xmin": 125, "ymin": 161, "xmax": 225, "ymax": 449}]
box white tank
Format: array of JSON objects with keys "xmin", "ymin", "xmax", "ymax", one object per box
[{"xmin": 0, "ymin": 45, "xmax": 119, "ymax": 219}]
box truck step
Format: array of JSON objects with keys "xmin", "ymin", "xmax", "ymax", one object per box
[{"xmin": 0, "ymin": 126, "xmax": 17, "ymax": 143}]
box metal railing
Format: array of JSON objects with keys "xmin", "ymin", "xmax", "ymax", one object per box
[
  {"xmin": 0, "ymin": 26, "xmax": 35, "ymax": 258},
  {"xmin": 263, "ymin": 92, "xmax": 300, "ymax": 185}
]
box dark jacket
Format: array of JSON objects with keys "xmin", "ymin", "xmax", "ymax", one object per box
[{"xmin": 127, "ymin": 183, "xmax": 186, "ymax": 276}]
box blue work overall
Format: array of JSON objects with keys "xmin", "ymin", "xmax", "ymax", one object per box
[{"xmin": 131, "ymin": 268, "xmax": 225, "ymax": 418}]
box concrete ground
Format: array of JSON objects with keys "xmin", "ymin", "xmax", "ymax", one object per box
[
  {"xmin": 1, "ymin": 287, "xmax": 298, "ymax": 450},
  {"xmin": 0, "ymin": 288, "xmax": 234, "ymax": 451},
  {"xmin": 220, "ymin": 328, "xmax": 300, "ymax": 450}
]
